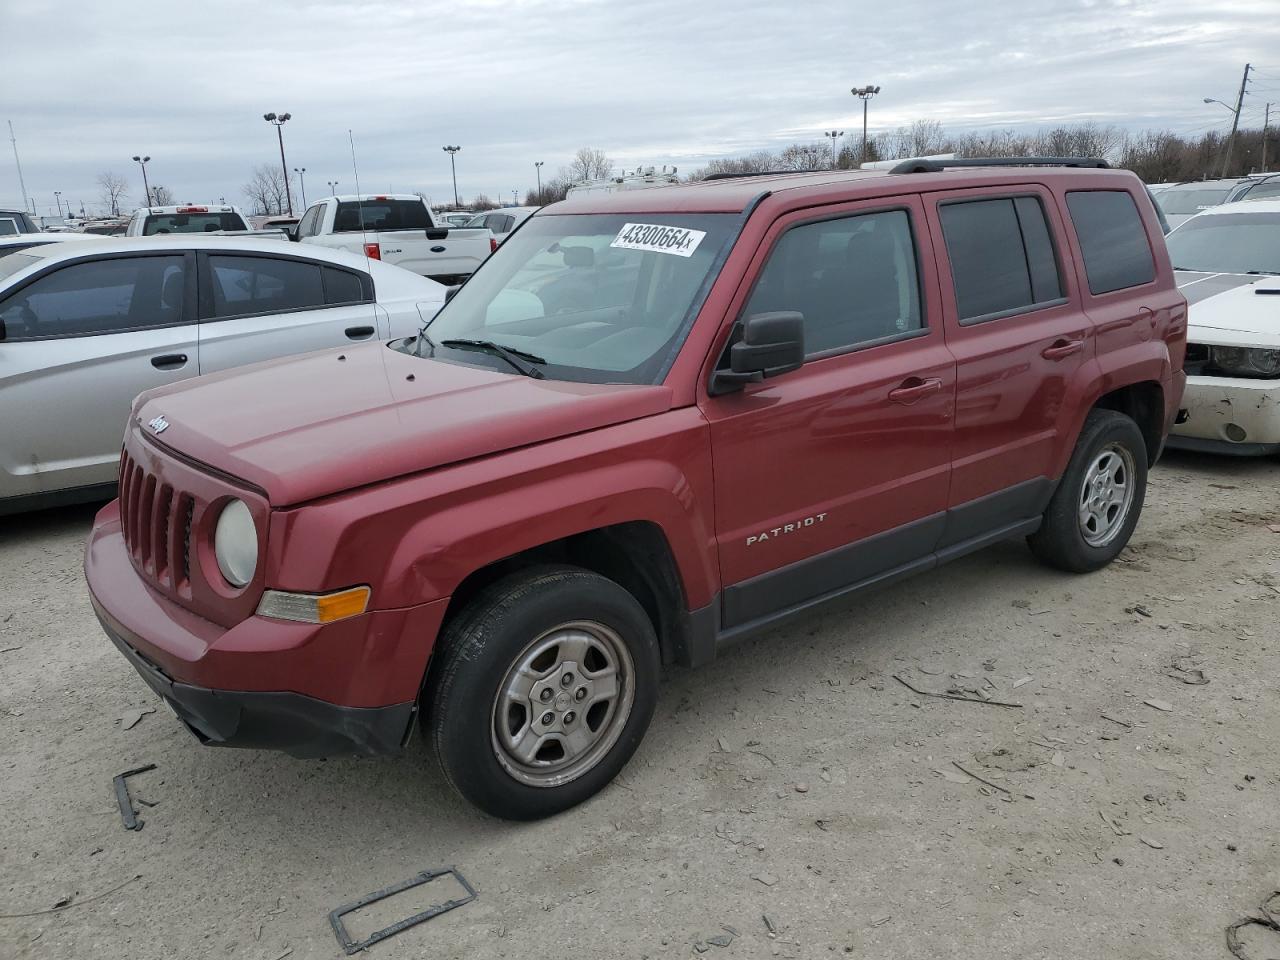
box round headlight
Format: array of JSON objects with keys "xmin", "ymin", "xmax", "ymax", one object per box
[{"xmin": 214, "ymin": 499, "xmax": 258, "ymax": 587}]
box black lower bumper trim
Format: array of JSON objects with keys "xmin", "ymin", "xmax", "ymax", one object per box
[
  {"xmin": 97, "ymin": 612, "xmax": 414, "ymax": 759},
  {"xmin": 1165, "ymin": 435, "xmax": 1280, "ymax": 457}
]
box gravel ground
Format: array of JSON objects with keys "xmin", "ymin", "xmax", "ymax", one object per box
[{"xmin": 2, "ymin": 450, "xmax": 1278, "ymax": 960}]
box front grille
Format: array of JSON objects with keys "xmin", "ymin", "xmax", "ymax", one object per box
[{"xmin": 119, "ymin": 450, "xmax": 193, "ymax": 594}]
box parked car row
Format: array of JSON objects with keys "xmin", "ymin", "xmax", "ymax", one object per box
[{"xmin": 1151, "ymin": 172, "xmax": 1280, "ymax": 229}]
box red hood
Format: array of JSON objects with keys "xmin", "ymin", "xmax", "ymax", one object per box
[{"xmin": 133, "ymin": 343, "xmax": 673, "ymax": 506}]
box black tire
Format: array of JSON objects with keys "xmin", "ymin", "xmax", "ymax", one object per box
[
  {"xmin": 1028, "ymin": 409, "xmax": 1149, "ymax": 573},
  {"xmin": 426, "ymin": 565, "xmax": 660, "ymax": 820}
]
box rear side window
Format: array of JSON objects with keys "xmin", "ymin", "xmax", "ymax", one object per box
[
  {"xmin": 0, "ymin": 255, "xmax": 186, "ymax": 339},
  {"xmin": 208, "ymin": 255, "xmax": 324, "ymax": 318},
  {"xmin": 143, "ymin": 212, "xmax": 246, "ymax": 235},
  {"xmin": 939, "ymin": 196, "xmax": 1063, "ymax": 323},
  {"xmin": 333, "ymin": 200, "xmax": 429, "ymax": 232},
  {"xmin": 322, "ymin": 266, "xmax": 369, "ymax": 305},
  {"xmin": 1066, "ymin": 191, "xmax": 1155, "ymax": 295},
  {"xmin": 743, "ymin": 208, "xmax": 923, "ymax": 355}
]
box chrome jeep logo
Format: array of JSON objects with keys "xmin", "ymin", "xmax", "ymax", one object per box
[
  {"xmin": 746, "ymin": 513, "xmax": 827, "ymax": 546},
  {"xmin": 147, "ymin": 415, "xmax": 169, "ymax": 434}
]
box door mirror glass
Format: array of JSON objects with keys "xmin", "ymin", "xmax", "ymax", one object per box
[{"xmin": 711, "ymin": 311, "xmax": 805, "ymax": 394}]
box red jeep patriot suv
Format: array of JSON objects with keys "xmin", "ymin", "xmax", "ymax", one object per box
[{"xmin": 86, "ymin": 159, "xmax": 1187, "ymax": 819}]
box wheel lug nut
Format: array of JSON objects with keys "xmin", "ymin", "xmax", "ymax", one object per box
[
  {"xmin": 563, "ymin": 711, "xmax": 576, "ymax": 724},
  {"xmin": 539, "ymin": 688, "xmax": 553, "ymax": 702},
  {"xmin": 561, "ymin": 672, "xmax": 574, "ymax": 687},
  {"xmin": 575, "ymin": 687, "xmax": 587, "ymax": 701},
  {"xmin": 541, "ymin": 712, "xmax": 555, "ymax": 726}
]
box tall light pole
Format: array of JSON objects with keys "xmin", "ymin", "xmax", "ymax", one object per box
[
  {"xmin": 443, "ymin": 145, "xmax": 461, "ymax": 206},
  {"xmin": 851, "ymin": 85, "xmax": 881, "ymax": 163},
  {"xmin": 263, "ymin": 112, "xmax": 294, "ymax": 215},
  {"xmin": 326, "ymin": 180, "xmax": 339, "ymax": 196},
  {"xmin": 534, "ymin": 160, "xmax": 543, "ymax": 201},
  {"xmin": 293, "ymin": 167, "xmax": 307, "ymax": 208},
  {"xmin": 823, "ymin": 130, "xmax": 845, "ymax": 169},
  {"xmin": 9, "ymin": 121, "xmax": 31, "ymax": 215},
  {"xmin": 53, "ymin": 191, "xmax": 63, "ymax": 219},
  {"xmin": 131, "ymin": 155, "xmax": 152, "ymax": 206}
]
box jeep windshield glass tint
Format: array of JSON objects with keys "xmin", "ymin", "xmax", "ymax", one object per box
[
  {"xmin": 1166, "ymin": 212, "xmax": 1280, "ymax": 275},
  {"xmin": 406, "ymin": 213, "xmax": 737, "ymax": 385},
  {"xmin": 142, "ymin": 213, "xmax": 246, "ymax": 235},
  {"xmin": 1155, "ymin": 187, "xmax": 1233, "ymax": 215}
]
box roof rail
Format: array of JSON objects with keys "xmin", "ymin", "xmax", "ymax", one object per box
[
  {"xmin": 888, "ymin": 157, "xmax": 1110, "ymax": 175},
  {"xmin": 701, "ymin": 169, "xmax": 823, "ymax": 182}
]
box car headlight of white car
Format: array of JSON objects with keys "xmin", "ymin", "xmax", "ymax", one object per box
[
  {"xmin": 1209, "ymin": 346, "xmax": 1280, "ymax": 379},
  {"xmin": 214, "ymin": 499, "xmax": 258, "ymax": 587}
]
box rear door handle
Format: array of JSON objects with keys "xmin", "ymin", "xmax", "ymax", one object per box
[
  {"xmin": 1041, "ymin": 338, "xmax": 1084, "ymax": 360},
  {"xmin": 150, "ymin": 353, "xmax": 188, "ymax": 370},
  {"xmin": 887, "ymin": 377, "xmax": 943, "ymax": 404},
  {"xmin": 345, "ymin": 325, "xmax": 375, "ymax": 340}
]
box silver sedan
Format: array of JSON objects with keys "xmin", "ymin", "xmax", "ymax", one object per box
[{"xmin": 0, "ymin": 235, "xmax": 444, "ymax": 514}]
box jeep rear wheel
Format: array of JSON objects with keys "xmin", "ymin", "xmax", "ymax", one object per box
[
  {"xmin": 427, "ymin": 566, "xmax": 659, "ymax": 820},
  {"xmin": 1028, "ymin": 408, "xmax": 1148, "ymax": 573}
]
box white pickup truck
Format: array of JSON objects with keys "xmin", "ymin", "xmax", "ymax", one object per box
[{"xmin": 294, "ymin": 194, "xmax": 494, "ymax": 285}]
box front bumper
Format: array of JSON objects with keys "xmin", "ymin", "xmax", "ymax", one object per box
[
  {"xmin": 1168, "ymin": 373, "xmax": 1280, "ymax": 456},
  {"xmin": 86, "ymin": 501, "xmax": 449, "ymax": 758}
]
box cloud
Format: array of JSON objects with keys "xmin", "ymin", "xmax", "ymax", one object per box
[{"xmin": 1, "ymin": 0, "xmax": 1276, "ymax": 215}]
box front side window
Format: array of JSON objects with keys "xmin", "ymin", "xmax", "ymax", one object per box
[
  {"xmin": 207, "ymin": 255, "xmax": 324, "ymax": 318},
  {"xmin": 407, "ymin": 213, "xmax": 738, "ymax": 384},
  {"xmin": 0, "ymin": 255, "xmax": 186, "ymax": 339},
  {"xmin": 143, "ymin": 212, "xmax": 245, "ymax": 235},
  {"xmin": 743, "ymin": 209, "xmax": 923, "ymax": 355},
  {"xmin": 1165, "ymin": 212, "xmax": 1280, "ymax": 275},
  {"xmin": 0, "ymin": 218, "xmax": 19, "ymax": 236},
  {"xmin": 939, "ymin": 196, "xmax": 1063, "ymax": 323},
  {"xmin": 1066, "ymin": 190, "xmax": 1156, "ymax": 294}
]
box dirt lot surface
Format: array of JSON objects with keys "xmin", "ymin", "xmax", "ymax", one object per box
[{"xmin": 2, "ymin": 450, "xmax": 1278, "ymax": 960}]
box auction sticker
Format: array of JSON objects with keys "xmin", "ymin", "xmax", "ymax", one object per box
[{"xmin": 610, "ymin": 222, "xmax": 706, "ymax": 258}]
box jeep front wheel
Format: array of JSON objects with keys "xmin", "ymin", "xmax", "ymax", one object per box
[{"xmin": 427, "ymin": 566, "xmax": 659, "ymax": 820}]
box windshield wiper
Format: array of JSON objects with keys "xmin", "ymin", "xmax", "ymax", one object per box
[{"xmin": 440, "ymin": 338, "xmax": 547, "ymax": 378}]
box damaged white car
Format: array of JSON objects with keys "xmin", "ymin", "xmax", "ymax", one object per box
[{"xmin": 1166, "ymin": 200, "xmax": 1280, "ymax": 456}]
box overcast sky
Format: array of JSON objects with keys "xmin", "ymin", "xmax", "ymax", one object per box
[{"xmin": 3, "ymin": 0, "xmax": 1278, "ymax": 217}]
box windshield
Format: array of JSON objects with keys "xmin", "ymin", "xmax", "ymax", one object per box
[
  {"xmin": 1167, "ymin": 212, "xmax": 1280, "ymax": 274},
  {"xmin": 1233, "ymin": 181, "xmax": 1280, "ymax": 202},
  {"xmin": 404, "ymin": 212, "xmax": 738, "ymax": 384},
  {"xmin": 143, "ymin": 212, "xmax": 246, "ymax": 235},
  {"xmin": 333, "ymin": 199, "xmax": 430, "ymax": 232},
  {"xmin": 1156, "ymin": 187, "xmax": 1233, "ymax": 215},
  {"xmin": 0, "ymin": 252, "xmax": 39, "ymax": 282}
]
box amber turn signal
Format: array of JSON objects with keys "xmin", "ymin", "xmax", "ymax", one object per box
[{"xmin": 256, "ymin": 586, "xmax": 371, "ymax": 624}]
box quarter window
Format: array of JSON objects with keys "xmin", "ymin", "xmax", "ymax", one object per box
[
  {"xmin": 742, "ymin": 209, "xmax": 923, "ymax": 355},
  {"xmin": 0, "ymin": 255, "xmax": 186, "ymax": 339},
  {"xmin": 1066, "ymin": 190, "xmax": 1156, "ymax": 295},
  {"xmin": 208, "ymin": 255, "xmax": 324, "ymax": 318},
  {"xmin": 322, "ymin": 266, "xmax": 369, "ymax": 305},
  {"xmin": 939, "ymin": 196, "xmax": 1063, "ymax": 323}
]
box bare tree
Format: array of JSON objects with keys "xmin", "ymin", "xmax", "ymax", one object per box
[
  {"xmin": 149, "ymin": 185, "xmax": 174, "ymax": 205},
  {"xmin": 97, "ymin": 171, "xmax": 129, "ymax": 216},
  {"xmin": 470, "ymin": 193, "xmax": 499, "ymax": 211},
  {"xmin": 777, "ymin": 143, "xmax": 829, "ymax": 171},
  {"xmin": 563, "ymin": 147, "xmax": 614, "ymax": 183},
  {"xmin": 241, "ymin": 164, "xmax": 294, "ymax": 215}
]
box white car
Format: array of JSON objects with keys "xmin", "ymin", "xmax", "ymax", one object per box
[
  {"xmin": 1152, "ymin": 179, "xmax": 1246, "ymax": 231},
  {"xmin": 0, "ymin": 232, "xmax": 103, "ymax": 258},
  {"xmin": 125, "ymin": 204, "xmax": 253, "ymax": 236},
  {"xmin": 0, "ymin": 235, "xmax": 444, "ymax": 513},
  {"xmin": 1165, "ymin": 200, "xmax": 1280, "ymax": 455},
  {"xmin": 465, "ymin": 206, "xmax": 538, "ymax": 244},
  {"xmin": 437, "ymin": 212, "xmax": 475, "ymax": 228}
]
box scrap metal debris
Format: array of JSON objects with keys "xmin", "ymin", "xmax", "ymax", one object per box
[
  {"xmin": 119, "ymin": 707, "xmax": 155, "ymax": 730},
  {"xmin": 1226, "ymin": 890, "xmax": 1280, "ymax": 960},
  {"xmin": 1144, "ymin": 698, "xmax": 1174, "ymax": 713},
  {"xmin": 0, "ymin": 874, "xmax": 141, "ymax": 919},
  {"xmin": 952, "ymin": 761, "xmax": 1011, "ymax": 796},
  {"xmin": 112, "ymin": 764, "xmax": 156, "ymax": 831},
  {"xmin": 328, "ymin": 867, "xmax": 476, "ymax": 956},
  {"xmin": 1164, "ymin": 657, "xmax": 1209, "ymax": 685},
  {"xmin": 892, "ymin": 674, "xmax": 1023, "ymax": 709}
]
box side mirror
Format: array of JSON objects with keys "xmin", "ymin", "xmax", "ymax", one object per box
[
  {"xmin": 710, "ymin": 311, "xmax": 805, "ymax": 394},
  {"xmin": 287, "ymin": 226, "xmax": 301, "ymax": 242}
]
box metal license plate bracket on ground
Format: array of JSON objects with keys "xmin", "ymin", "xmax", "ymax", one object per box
[{"xmin": 327, "ymin": 866, "xmax": 477, "ymax": 955}]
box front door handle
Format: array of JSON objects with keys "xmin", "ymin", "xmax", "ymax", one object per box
[
  {"xmin": 1041, "ymin": 338, "xmax": 1084, "ymax": 361},
  {"xmin": 888, "ymin": 376, "xmax": 943, "ymax": 404},
  {"xmin": 150, "ymin": 353, "xmax": 188, "ymax": 370},
  {"xmin": 345, "ymin": 325, "xmax": 375, "ymax": 340}
]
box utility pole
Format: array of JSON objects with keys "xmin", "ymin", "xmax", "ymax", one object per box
[
  {"xmin": 8, "ymin": 121, "xmax": 30, "ymax": 215},
  {"xmin": 1263, "ymin": 102, "xmax": 1273, "ymax": 173},
  {"xmin": 1221, "ymin": 63, "xmax": 1252, "ymax": 178}
]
